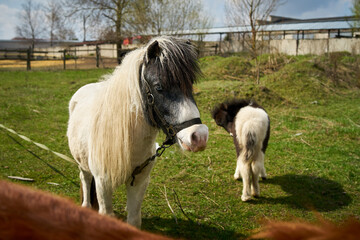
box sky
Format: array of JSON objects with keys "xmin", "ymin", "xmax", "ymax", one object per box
[{"xmin": 0, "ymin": 0, "xmax": 354, "ymax": 40}]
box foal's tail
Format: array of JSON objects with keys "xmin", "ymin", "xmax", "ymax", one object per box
[{"xmin": 244, "ymin": 131, "xmax": 256, "ymax": 161}]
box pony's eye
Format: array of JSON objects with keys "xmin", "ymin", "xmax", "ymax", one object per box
[{"xmin": 155, "ymin": 84, "xmax": 163, "ymax": 91}]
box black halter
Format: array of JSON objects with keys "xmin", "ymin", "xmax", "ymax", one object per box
[
  {"xmin": 130, "ymin": 66, "xmax": 202, "ymax": 186},
  {"xmin": 142, "ymin": 77, "xmax": 202, "ymax": 145}
]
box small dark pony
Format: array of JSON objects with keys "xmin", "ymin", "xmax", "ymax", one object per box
[
  {"xmin": 0, "ymin": 180, "xmax": 173, "ymax": 240},
  {"xmin": 212, "ymin": 99, "xmax": 270, "ymax": 201}
]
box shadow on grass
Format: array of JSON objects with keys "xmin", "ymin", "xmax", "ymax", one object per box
[
  {"xmin": 258, "ymin": 174, "xmax": 352, "ymax": 212},
  {"xmin": 142, "ymin": 217, "xmax": 243, "ymax": 240}
]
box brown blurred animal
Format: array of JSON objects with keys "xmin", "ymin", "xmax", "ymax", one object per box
[
  {"xmin": 0, "ymin": 180, "xmax": 173, "ymax": 240},
  {"xmin": 251, "ymin": 217, "xmax": 360, "ymax": 240}
]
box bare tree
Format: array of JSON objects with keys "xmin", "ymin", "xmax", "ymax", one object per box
[
  {"xmin": 44, "ymin": 0, "xmax": 60, "ymax": 46},
  {"xmin": 225, "ymin": 0, "xmax": 284, "ymax": 57},
  {"xmin": 351, "ymin": 0, "xmax": 360, "ymax": 29},
  {"xmin": 126, "ymin": 0, "xmax": 152, "ymax": 36},
  {"xmin": 225, "ymin": 0, "xmax": 284, "ymax": 83},
  {"xmin": 16, "ymin": 0, "xmax": 45, "ymax": 49},
  {"xmin": 44, "ymin": 0, "xmax": 76, "ymax": 45},
  {"xmin": 65, "ymin": 0, "xmax": 111, "ymax": 42},
  {"xmin": 65, "ymin": 0, "xmax": 149, "ymax": 62},
  {"xmin": 148, "ymin": 0, "xmax": 211, "ymax": 36}
]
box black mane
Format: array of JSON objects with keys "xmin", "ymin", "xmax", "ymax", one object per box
[{"xmin": 148, "ymin": 37, "xmax": 201, "ymax": 95}]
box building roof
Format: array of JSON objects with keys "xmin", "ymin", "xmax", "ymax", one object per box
[{"xmin": 174, "ymin": 16, "xmax": 359, "ymax": 36}]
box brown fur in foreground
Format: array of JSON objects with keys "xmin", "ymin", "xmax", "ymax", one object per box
[
  {"xmin": 251, "ymin": 217, "xmax": 360, "ymax": 240},
  {"xmin": 0, "ymin": 180, "xmax": 172, "ymax": 240}
]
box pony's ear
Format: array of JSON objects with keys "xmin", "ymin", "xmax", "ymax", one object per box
[
  {"xmin": 221, "ymin": 103, "xmax": 228, "ymax": 111},
  {"xmin": 213, "ymin": 108, "xmax": 228, "ymax": 127},
  {"xmin": 146, "ymin": 40, "xmax": 161, "ymax": 62}
]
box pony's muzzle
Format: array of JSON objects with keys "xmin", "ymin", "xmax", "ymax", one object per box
[{"xmin": 177, "ymin": 124, "xmax": 208, "ymax": 152}]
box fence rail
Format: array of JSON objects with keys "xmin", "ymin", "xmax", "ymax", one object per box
[
  {"xmin": 0, "ymin": 45, "xmax": 134, "ymax": 71},
  {"xmin": 0, "ymin": 41, "xmax": 223, "ymax": 71}
]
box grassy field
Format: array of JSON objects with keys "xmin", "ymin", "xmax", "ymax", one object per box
[{"xmin": 0, "ymin": 53, "xmax": 359, "ymax": 239}]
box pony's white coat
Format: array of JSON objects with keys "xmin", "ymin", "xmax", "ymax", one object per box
[
  {"xmin": 67, "ymin": 37, "xmax": 208, "ymax": 228},
  {"xmin": 233, "ymin": 106, "xmax": 269, "ymax": 201}
]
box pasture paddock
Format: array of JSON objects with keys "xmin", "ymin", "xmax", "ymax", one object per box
[{"xmin": 0, "ymin": 53, "xmax": 359, "ymax": 239}]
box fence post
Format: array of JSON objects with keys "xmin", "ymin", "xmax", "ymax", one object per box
[
  {"xmin": 96, "ymin": 45, "xmax": 100, "ymax": 68},
  {"xmin": 219, "ymin": 33, "xmax": 223, "ymax": 54},
  {"xmin": 27, "ymin": 47, "xmax": 31, "ymax": 71},
  {"xmin": 296, "ymin": 30, "xmax": 300, "ymax": 56},
  {"xmin": 63, "ymin": 50, "xmax": 66, "ymax": 70},
  {"xmin": 327, "ymin": 30, "xmax": 330, "ymax": 55}
]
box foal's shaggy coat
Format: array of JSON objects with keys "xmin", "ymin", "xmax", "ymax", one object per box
[
  {"xmin": 0, "ymin": 180, "xmax": 172, "ymax": 240},
  {"xmin": 212, "ymin": 99, "xmax": 270, "ymax": 201}
]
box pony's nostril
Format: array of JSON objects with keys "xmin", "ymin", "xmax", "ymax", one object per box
[{"xmin": 191, "ymin": 132, "xmax": 200, "ymax": 144}]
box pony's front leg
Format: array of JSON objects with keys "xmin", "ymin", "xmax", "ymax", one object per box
[
  {"xmin": 125, "ymin": 164, "xmax": 153, "ymax": 228},
  {"xmin": 94, "ymin": 176, "xmax": 114, "ymax": 215}
]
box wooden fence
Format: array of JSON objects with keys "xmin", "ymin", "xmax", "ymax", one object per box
[
  {"xmin": 0, "ymin": 45, "xmax": 133, "ymax": 71},
  {"xmin": 0, "ymin": 42, "xmax": 222, "ymax": 71}
]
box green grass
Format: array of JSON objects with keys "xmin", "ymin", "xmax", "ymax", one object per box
[{"xmin": 1, "ymin": 54, "xmax": 360, "ymax": 239}]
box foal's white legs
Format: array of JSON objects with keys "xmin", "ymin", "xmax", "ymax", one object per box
[
  {"xmin": 235, "ymin": 150, "xmax": 265, "ymax": 202},
  {"xmin": 239, "ymin": 159, "xmax": 252, "ymax": 202},
  {"xmin": 258, "ymin": 151, "xmax": 267, "ymax": 180},
  {"xmin": 79, "ymin": 168, "xmax": 92, "ymax": 208},
  {"xmin": 251, "ymin": 152, "xmax": 262, "ymax": 198},
  {"xmin": 234, "ymin": 157, "xmax": 242, "ymax": 180},
  {"xmin": 125, "ymin": 162, "xmax": 154, "ymax": 228}
]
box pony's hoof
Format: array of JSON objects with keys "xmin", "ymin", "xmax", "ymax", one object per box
[
  {"xmin": 234, "ymin": 173, "xmax": 241, "ymax": 180},
  {"xmin": 252, "ymin": 193, "xmax": 260, "ymax": 198},
  {"xmin": 241, "ymin": 195, "xmax": 252, "ymax": 202},
  {"xmin": 261, "ymin": 176, "xmax": 267, "ymax": 180}
]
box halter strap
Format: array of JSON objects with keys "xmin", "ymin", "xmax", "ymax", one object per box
[{"xmin": 142, "ymin": 76, "xmax": 201, "ymax": 145}]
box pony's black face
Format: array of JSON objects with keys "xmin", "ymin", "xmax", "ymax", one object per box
[
  {"xmin": 211, "ymin": 99, "xmax": 263, "ymax": 134},
  {"xmin": 139, "ymin": 37, "xmax": 208, "ymax": 152},
  {"xmin": 211, "ymin": 105, "xmax": 232, "ymax": 133},
  {"xmin": 141, "ymin": 60, "xmax": 196, "ymax": 126}
]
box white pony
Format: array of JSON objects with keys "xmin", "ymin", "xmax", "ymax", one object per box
[
  {"xmin": 67, "ymin": 36, "xmax": 208, "ymax": 228},
  {"xmin": 212, "ymin": 99, "xmax": 270, "ymax": 202}
]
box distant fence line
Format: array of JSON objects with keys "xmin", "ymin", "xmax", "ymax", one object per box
[
  {"xmin": 0, "ymin": 42, "xmax": 220, "ymax": 71},
  {"xmin": 220, "ymin": 37, "xmax": 360, "ymax": 56},
  {"xmin": 1, "ymin": 37, "xmax": 359, "ymax": 71},
  {"xmin": 0, "ymin": 44, "xmax": 134, "ymax": 71}
]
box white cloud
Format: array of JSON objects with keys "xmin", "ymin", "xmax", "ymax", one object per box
[{"xmin": 0, "ymin": 4, "xmax": 20, "ymax": 39}]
